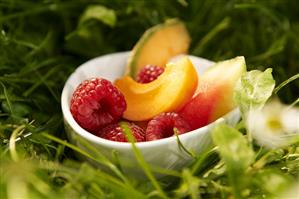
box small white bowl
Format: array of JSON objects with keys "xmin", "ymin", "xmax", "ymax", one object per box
[{"xmin": 61, "ymin": 52, "xmax": 240, "ymax": 177}]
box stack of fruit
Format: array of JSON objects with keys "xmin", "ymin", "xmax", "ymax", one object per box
[{"xmin": 70, "ymin": 19, "xmax": 246, "ymax": 142}]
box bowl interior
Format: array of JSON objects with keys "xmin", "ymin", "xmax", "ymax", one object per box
[{"xmin": 61, "ymin": 52, "xmax": 221, "ymax": 149}]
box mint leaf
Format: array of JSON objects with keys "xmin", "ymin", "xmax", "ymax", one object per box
[
  {"xmin": 212, "ymin": 124, "xmax": 255, "ymax": 198},
  {"xmin": 79, "ymin": 5, "xmax": 117, "ymax": 27},
  {"xmin": 234, "ymin": 68, "xmax": 275, "ymax": 116}
]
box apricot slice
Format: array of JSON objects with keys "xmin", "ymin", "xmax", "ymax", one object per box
[{"xmin": 115, "ymin": 57, "xmax": 198, "ymax": 121}]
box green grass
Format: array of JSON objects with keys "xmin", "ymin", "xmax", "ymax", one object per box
[{"xmin": 1, "ymin": 0, "xmax": 299, "ymax": 198}]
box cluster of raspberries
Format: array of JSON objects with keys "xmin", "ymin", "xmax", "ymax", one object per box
[{"xmin": 70, "ymin": 65, "xmax": 190, "ymax": 142}]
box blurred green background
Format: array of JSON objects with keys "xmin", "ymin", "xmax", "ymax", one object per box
[
  {"xmin": 0, "ymin": 0, "xmax": 299, "ymax": 198},
  {"xmin": 1, "ymin": 0, "xmax": 298, "ymax": 109}
]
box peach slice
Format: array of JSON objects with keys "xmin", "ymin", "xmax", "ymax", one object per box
[
  {"xmin": 178, "ymin": 56, "xmax": 246, "ymax": 130},
  {"xmin": 115, "ymin": 57, "xmax": 198, "ymax": 121}
]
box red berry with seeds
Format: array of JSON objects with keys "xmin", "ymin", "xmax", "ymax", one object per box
[
  {"xmin": 97, "ymin": 122, "xmax": 145, "ymax": 142},
  {"xmin": 70, "ymin": 78, "xmax": 126, "ymax": 132},
  {"xmin": 145, "ymin": 112, "xmax": 191, "ymax": 141},
  {"xmin": 136, "ymin": 65, "xmax": 164, "ymax": 83}
]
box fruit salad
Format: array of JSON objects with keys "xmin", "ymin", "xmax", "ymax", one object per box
[{"xmin": 70, "ymin": 19, "xmax": 246, "ymax": 142}]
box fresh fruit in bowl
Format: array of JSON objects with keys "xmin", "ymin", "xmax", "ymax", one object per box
[
  {"xmin": 67, "ymin": 19, "xmax": 246, "ymax": 143},
  {"xmin": 68, "ymin": 55, "xmax": 245, "ymax": 142},
  {"xmin": 61, "ymin": 18, "xmax": 247, "ymax": 176},
  {"xmin": 61, "ymin": 51, "xmax": 243, "ymax": 176},
  {"xmin": 115, "ymin": 57, "xmax": 198, "ymax": 121}
]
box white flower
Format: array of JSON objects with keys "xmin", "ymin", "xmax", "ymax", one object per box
[
  {"xmin": 247, "ymin": 101, "xmax": 299, "ymax": 149},
  {"xmin": 279, "ymin": 181, "xmax": 299, "ymax": 198}
]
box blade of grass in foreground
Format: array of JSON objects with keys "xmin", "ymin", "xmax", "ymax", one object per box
[
  {"xmin": 191, "ymin": 147, "xmax": 219, "ymax": 175},
  {"xmin": 42, "ymin": 133, "xmax": 145, "ymax": 197},
  {"xmin": 289, "ymin": 98, "xmax": 299, "ymax": 107},
  {"xmin": 42, "ymin": 133, "xmax": 93, "ymax": 159},
  {"xmin": 274, "ymin": 73, "xmax": 299, "ymax": 94},
  {"xmin": 1, "ymin": 82, "xmax": 14, "ymax": 114},
  {"xmin": 42, "ymin": 134, "xmax": 128, "ymax": 182},
  {"xmin": 74, "ymin": 137, "xmax": 131, "ymax": 184},
  {"xmin": 174, "ymin": 128, "xmax": 196, "ymax": 159},
  {"xmin": 9, "ymin": 125, "xmax": 26, "ymax": 161},
  {"xmin": 120, "ymin": 122, "xmax": 169, "ymax": 199}
]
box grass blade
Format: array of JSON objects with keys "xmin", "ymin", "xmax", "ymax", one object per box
[
  {"xmin": 274, "ymin": 73, "xmax": 299, "ymax": 94},
  {"xmin": 120, "ymin": 122, "xmax": 169, "ymax": 199}
]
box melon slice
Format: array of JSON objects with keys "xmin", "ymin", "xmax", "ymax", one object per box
[
  {"xmin": 178, "ymin": 56, "xmax": 247, "ymax": 130},
  {"xmin": 126, "ymin": 19, "xmax": 190, "ymax": 78}
]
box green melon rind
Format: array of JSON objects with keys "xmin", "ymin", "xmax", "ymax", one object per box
[{"xmin": 126, "ymin": 19, "xmax": 188, "ymax": 78}]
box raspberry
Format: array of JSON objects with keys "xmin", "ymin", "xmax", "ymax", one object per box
[
  {"xmin": 145, "ymin": 112, "xmax": 191, "ymax": 141},
  {"xmin": 136, "ymin": 65, "xmax": 164, "ymax": 83},
  {"xmin": 70, "ymin": 78, "xmax": 126, "ymax": 132},
  {"xmin": 97, "ymin": 122, "xmax": 145, "ymax": 142}
]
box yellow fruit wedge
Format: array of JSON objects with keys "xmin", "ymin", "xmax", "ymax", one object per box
[
  {"xmin": 116, "ymin": 57, "xmax": 198, "ymax": 121},
  {"xmin": 126, "ymin": 19, "xmax": 190, "ymax": 78}
]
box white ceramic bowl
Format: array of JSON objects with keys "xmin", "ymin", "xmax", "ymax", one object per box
[{"xmin": 61, "ymin": 52, "xmax": 240, "ymax": 177}]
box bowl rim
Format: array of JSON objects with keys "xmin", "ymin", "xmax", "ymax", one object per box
[{"xmin": 61, "ymin": 51, "xmax": 229, "ymax": 150}]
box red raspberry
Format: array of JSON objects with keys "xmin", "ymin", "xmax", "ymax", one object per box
[
  {"xmin": 145, "ymin": 112, "xmax": 191, "ymax": 141},
  {"xmin": 70, "ymin": 78, "xmax": 126, "ymax": 132},
  {"xmin": 136, "ymin": 65, "xmax": 164, "ymax": 83},
  {"xmin": 97, "ymin": 122, "xmax": 145, "ymax": 142}
]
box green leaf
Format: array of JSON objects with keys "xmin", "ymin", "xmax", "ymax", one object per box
[
  {"xmin": 234, "ymin": 68, "xmax": 275, "ymax": 116},
  {"xmin": 254, "ymin": 169, "xmax": 294, "ymax": 197},
  {"xmin": 212, "ymin": 124, "xmax": 255, "ymax": 198},
  {"xmin": 2, "ymin": 101, "xmax": 31, "ymax": 117},
  {"xmin": 65, "ymin": 5, "xmax": 117, "ymax": 57},
  {"xmin": 212, "ymin": 123, "xmax": 254, "ymax": 174},
  {"xmin": 79, "ymin": 5, "xmax": 117, "ymax": 27},
  {"xmin": 174, "ymin": 169, "xmax": 201, "ymax": 199}
]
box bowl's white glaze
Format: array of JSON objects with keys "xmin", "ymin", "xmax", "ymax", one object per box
[{"xmin": 61, "ymin": 52, "xmax": 240, "ymax": 177}]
